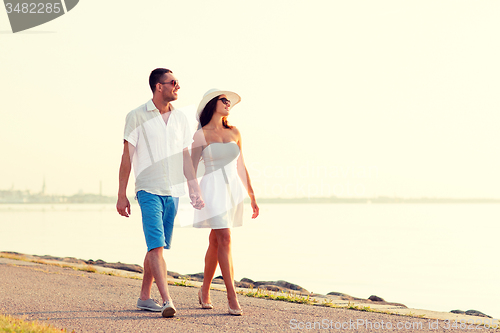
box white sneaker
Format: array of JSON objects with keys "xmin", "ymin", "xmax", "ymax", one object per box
[
  {"xmin": 137, "ymin": 298, "xmax": 162, "ymax": 312},
  {"xmin": 161, "ymin": 300, "xmax": 177, "ymax": 317}
]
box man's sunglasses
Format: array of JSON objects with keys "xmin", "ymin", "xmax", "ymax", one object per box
[
  {"xmin": 219, "ymin": 97, "xmax": 231, "ymax": 105},
  {"xmin": 160, "ymin": 80, "xmax": 179, "ymax": 87}
]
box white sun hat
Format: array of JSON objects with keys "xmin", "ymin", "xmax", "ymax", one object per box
[{"xmin": 196, "ymin": 88, "xmax": 241, "ymax": 120}]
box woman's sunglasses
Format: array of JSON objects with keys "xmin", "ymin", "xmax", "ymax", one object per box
[{"xmin": 219, "ymin": 97, "xmax": 231, "ymax": 105}]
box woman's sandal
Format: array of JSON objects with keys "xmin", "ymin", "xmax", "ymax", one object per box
[
  {"xmin": 228, "ymin": 301, "xmax": 243, "ymax": 316},
  {"xmin": 198, "ymin": 289, "xmax": 214, "ymax": 309}
]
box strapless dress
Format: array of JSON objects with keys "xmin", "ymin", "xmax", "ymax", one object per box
[{"xmin": 193, "ymin": 142, "xmax": 245, "ymax": 228}]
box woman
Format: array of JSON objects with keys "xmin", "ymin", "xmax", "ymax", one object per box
[{"xmin": 191, "ymin": 88, "xmax": 259, "ymax": 316}]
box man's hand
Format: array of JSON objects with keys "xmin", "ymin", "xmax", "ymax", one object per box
[
  {"xmin": 116, "ymin": 196, "xmax": 131, "ymax": 217},
  {"xmin": 189, "ymin": 191, "xmax": 205, "ymax": 210},
  {"xmin": 117, "ymin": 141, "xmax": 134, "ymax": 217}
]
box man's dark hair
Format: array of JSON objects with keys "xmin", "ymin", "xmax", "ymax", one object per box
[{"xmin": 149, "ymin": 68, "xmax": 172, "ymax": 93}]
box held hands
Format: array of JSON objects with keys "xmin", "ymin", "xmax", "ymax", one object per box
[
  {"xmin": 190, "ymin": 191, "xmax": 205, "ymax": 210},
  {"xmin": 188, "ymin": 180, "xmax": 205, "ymax": 210},
  {"xmin": 116, "ymin": 196, "xmax": 131, "ymax": 217}
]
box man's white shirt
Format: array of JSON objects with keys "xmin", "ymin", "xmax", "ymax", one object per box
[{"xmin": 124, "ymin": 99, "xmax": 193, "ymax": 197}]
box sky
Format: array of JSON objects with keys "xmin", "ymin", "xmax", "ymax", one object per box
[{"xmin": 1, "ymin": 0, "xmax": 499, "ymax": 198}]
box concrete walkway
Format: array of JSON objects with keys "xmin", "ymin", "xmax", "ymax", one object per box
[{"xmin": 0, "ymin": 257, "xmax": 498, "ymax": 332}]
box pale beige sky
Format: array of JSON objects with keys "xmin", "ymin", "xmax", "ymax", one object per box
[{"xmin": 1, "ymin": 0, "xmax": 499, "ymax": 198}]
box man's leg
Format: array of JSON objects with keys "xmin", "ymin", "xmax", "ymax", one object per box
[
  {"xmin": 136, "ymin": 191, "xmax": 170, "ymax": 303},
  {"xmin": 139, "ymin": 252, "xmax": 154, "ymax": 301},
  {"xmin": 141, "ymin": 247, "xmax": 171, "ymax": 303},
  {"xmin": 150, "ymin": 196, "xmax": 178, "ymax": 303}
]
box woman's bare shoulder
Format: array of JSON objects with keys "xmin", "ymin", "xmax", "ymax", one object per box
[
  {"xmin": 230, "ymin": 126, "xmax": 241, "ymax": 136},
  {"xmin": 193, "ymin": 128, "xmax": 207, "ymax": 145}
]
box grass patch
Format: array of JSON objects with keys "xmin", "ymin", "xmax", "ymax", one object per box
[
  {"xmin": 0, "ymin": 314, "xmax": 71, "ymax": 332},
  {"xmin": 346, "ymin": 302, "xmax": 372, "ymax": 312},
  {"xmin": 238, "ymin": 289, "xmax": 435, "ymax": 320},
  {"xmin": 320, "ymin": 298, "xmax": 335, "ymax": 307},
  {"xmin": 0, "ymin": 253, "xmax": 29, "ymax": 262},
  {"xmin": 173, "ymin": 278, "xmax": 192, "ymax": 287},
  {"xmin": 240, "ymin": 288, "xmax": 314, "ymax": 305},
  {"xmin": 74, "ymin": 265, "xmax": 97, "ymax": 273},
  {"xmin": 0, "ymin": 253, "xmax": 138, "ymax": 278}
]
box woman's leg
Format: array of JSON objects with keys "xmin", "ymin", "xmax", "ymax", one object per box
[
  {"xmin": 214, "ymin": 228, "xmax": 240, "ymax": 310},
  {"xmin": 201, "ymin": 229, "xmax": 218, "ymax": 303}
]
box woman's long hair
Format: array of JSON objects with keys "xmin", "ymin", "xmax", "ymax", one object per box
[{"xmin": 198, "ymin": 95, "xmax": 233, "ymax": 129}]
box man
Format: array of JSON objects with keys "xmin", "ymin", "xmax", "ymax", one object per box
[{"xmin": 116, "ymin": 68, "xmax": 203, "ymax": 318}]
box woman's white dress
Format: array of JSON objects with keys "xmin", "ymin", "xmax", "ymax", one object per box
[{"xmin": 193, "ymin": 142, "xmax": 245, "ymax": 229}]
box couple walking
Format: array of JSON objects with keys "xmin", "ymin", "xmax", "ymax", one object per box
[{"xmin": 116, "ymin": 68, "xmax": 259, "ymax": 318}]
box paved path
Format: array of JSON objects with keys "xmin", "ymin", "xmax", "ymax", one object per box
[{"xmin": 0, "ymin": 258, "xmax": 497, "ymax": 332}]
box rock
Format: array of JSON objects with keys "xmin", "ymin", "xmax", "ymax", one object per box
[
  {"xmin": 240, "ymin": 277, "xmax": 254, "ymax": 284},
  {"xmin": 258, "ymin": 284, "xmax": 282, "ymax": 292},
  {"xmin": 387, "ymin": 302, "xmax": 407, "ymax": 308},
  {"xmin": 212, "ymin": 278, "xmax": 225, "ymax": 285},
  {"xmin": 253, "ymin": 280, "xmax": 308, "ymax": 293},
  {"xmin": 185, "ymin": 273, "xmax": 204, "ymax": 281},
  {"xmin": 368, "ymin": 295, "xmax": 385, "ymax": 302},
  {"xmin": 1, "ymin": 251, "xmax": 21, "ymax": 256},
  {"xmin": 325, "ymin": 290, "xmax": 408, "ymax": 308},
  {"xmin": 85, "ymin": 259, "xmax": 143, "ymax": 273},
  {"xmin": 35, "ymin": 255, "xmax": 86, "ymax": 265},
  {"xmin": 167, "ymin": 271, "xmax": 182, "ymax": 279},
  {"xmin": 451, "ymin": 309, "xmax": 492, "ymax": 318},
  {"xmin": 99, "ymin": 262, "xmax": 143, "ymax": 273},
  {"xmin": 451, "ymin": 310, "xmax": 466, "ymax": 314},
  {"xmin": 54, "ymin": 257, "xmax": 86, "ymax": 265},
  {"xmin": 327, "ymin": 291, "xmax": 350, "ymax": 297},
  {"xmin": 235, "ymin": 281, "xmax": 254, "ymax": 288},
  {"xmin": 465, "ymin": 310, "xmax": 492, "ymax": 318},
  {"xmin": 275, "ymin": 280, "xmax": 308, "ymax": 293},
  {"xmin": 366, "ymin": 295, "xmax": 406, "ymax": 307}
]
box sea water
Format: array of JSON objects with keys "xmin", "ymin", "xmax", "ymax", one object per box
[{"xmin": 0, "ymin": 202, "xmax": 498, "ymax": 318}]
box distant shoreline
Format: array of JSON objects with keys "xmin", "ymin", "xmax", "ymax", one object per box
[
  {"xmin": 1, "ymin": 196, "xmax": 500, "ymax": 204},
  {"xmin": 245, "ymin": 197, "xmax": 500, "ymax": 204}
]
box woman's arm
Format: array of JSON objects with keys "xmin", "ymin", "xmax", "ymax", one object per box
[{"xmin": 234, "ymin": 128, "xmax": 259, "ymax": 219}]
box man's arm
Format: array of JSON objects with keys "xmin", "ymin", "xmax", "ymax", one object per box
[{"xmin": 117, "ymin": 141, "xmax": 135, "ymax": 217}]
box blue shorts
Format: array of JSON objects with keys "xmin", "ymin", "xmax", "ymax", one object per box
[{"xmin": 136, "ymin": 191, "xmax": 179, "ymax": 252}]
